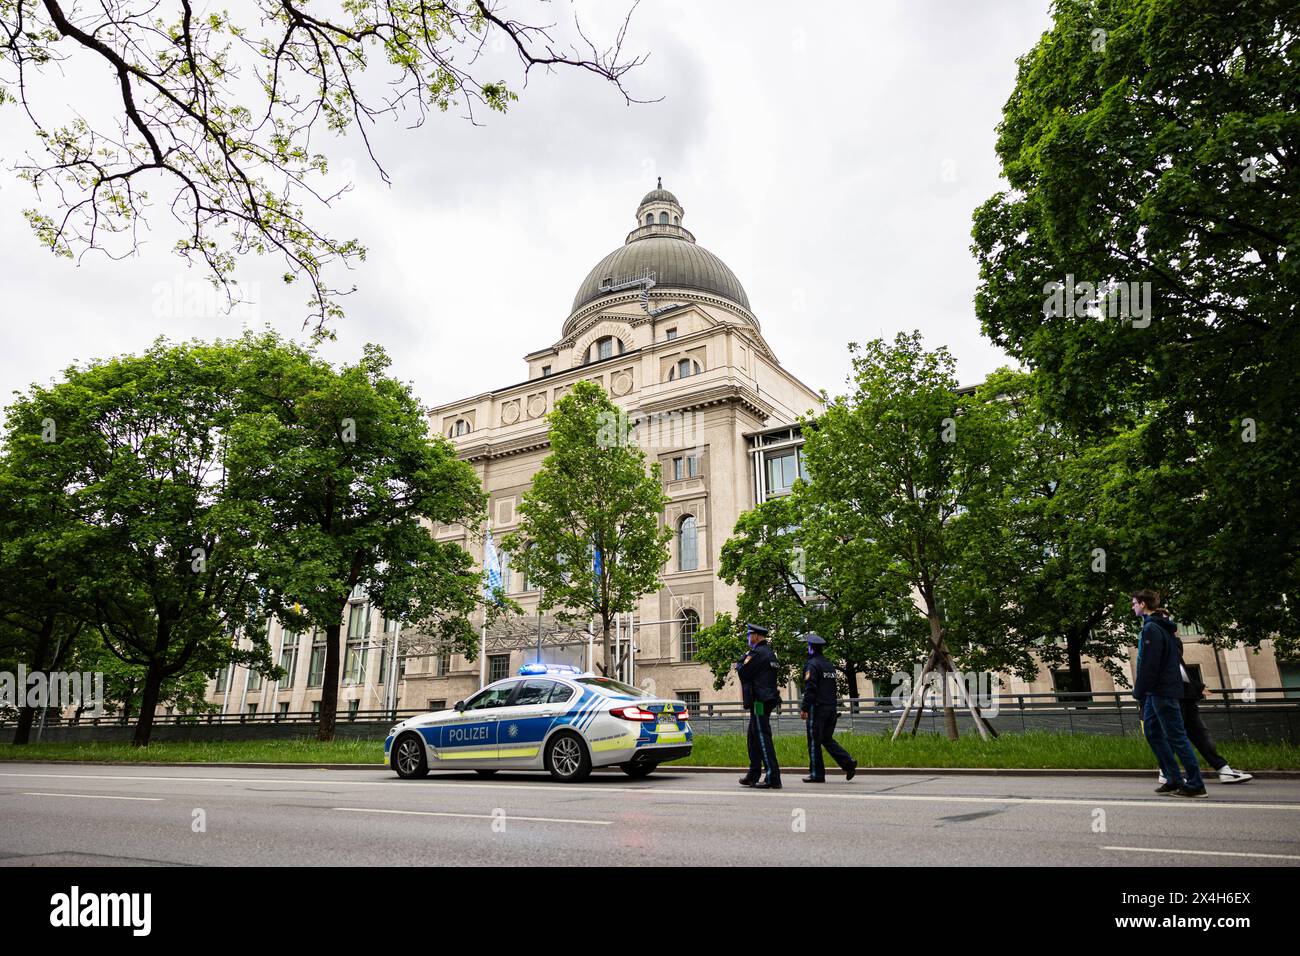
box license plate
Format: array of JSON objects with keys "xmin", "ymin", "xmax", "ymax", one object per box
[{"xmin": 656, "ymin": 722, "xmax": 678, "ymax": 734}]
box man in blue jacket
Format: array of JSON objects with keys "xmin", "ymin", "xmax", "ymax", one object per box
[{"xmin": 1132, "ymin": 589, "xmax": 1205, "ymax": 797}]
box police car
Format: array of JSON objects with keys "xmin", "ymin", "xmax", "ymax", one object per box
[{"xmin": 385, "ymin": 664, "xmax": 693, "ymax": 782}]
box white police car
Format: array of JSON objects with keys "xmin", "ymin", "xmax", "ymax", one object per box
[{"xmin": 385, "ymin": 664, "xmax": 693, "ymax": 782}]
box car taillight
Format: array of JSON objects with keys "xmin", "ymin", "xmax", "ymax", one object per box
[
  {"xmin": 676, "ymin": 709, "xmax": 690, "ymax": 721},
  {"xmin": 610, "ymin": 706, "xmax": 657, "ymax": 722}
]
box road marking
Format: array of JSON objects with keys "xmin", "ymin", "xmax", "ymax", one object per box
[
  {"xmin": 2, "ymin": 771, "xmax": 1298, "ymax": 812},
  {"xmin": 21, "ymin": 791, "xmax": 163, "ymax": 802},
  {"xmin": 333, "ymin": 807, "xmax": 611, "ymax": 826},
  {"xmin": 1104, "ymin": 845, "xmax": 1300, "ymax": 861}
]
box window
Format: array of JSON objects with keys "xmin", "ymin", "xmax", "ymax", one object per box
[
  {"xmin": 680, "ymin": 609, "xmax": 700, "ymax": 661},
  {"xmin": 548, "ymin": 683, "xmax": 576, "ymax": 704},
  {"xmin": 678, "ymin": 515, "xmax": 698, "ymax": 572},
  {"xmin": 437, "ymin": 651, "xmax": 451, "ymax": 677},
  {"xmin": 541, "ymin": 365, "xmax": 551, "ymax": 377},
  {"xmin": 765, "ymin": 451, "xmax": 799, "ymax": 495},
  {"xmin": 344, "ymin": 603, "xmax": 367, "ymax": 684},
  {"xmin": 308, "ymin": 633, "xmax": 326, "ymax": 687},
  {"xmin": 449, "ymin": 418, "xmax": 471, "ymax": 437},
  {"xmin": 215, "ymin": 665, "xmax": 230, "ymax": 694},
  {"xmin": 465, "ymin": 685, "xmax": 512, "ymax": 710},
  {"xmin": 673, "ymin": 215, "xmax": 679, "ymax": 225},
  {"xmin": 576, "ymin": 676, "xmax": 649, "ymax": 698},
  {"xmin": 588, "ymin": 336, "xmax": 624, "ymax": 363},
  {"xmin": 677, "ymin": 691, "xmax": 700, "ymax": 712},
  {"xmin": 659, "ymin": 211, "xmax": 669, "ymax": 224},
  {"xmin": 277, "ymin": 702, "xmax": 289, "ymax": 720},
  {"xmin": 279, "ymin": 633, "xmax": 298, "ymax": 689},
  {"xmin": 347, "ymin": 700, "xmax": 360, "ymax": 720},
  {"xmin": 513, "ymin": 679, "xmax": 558, "ymax": 706},
  {"xmin": 428, "ymin": 699, "xmax": 447, "ymax": 711},
  {"xmin": 665, "ymin": 328, "xmax": 677, "ymax": 340},
  {"xmin": 672, "ymin": 455, "xmax": 699, "ymax": 480},
  {"xmin": 489, "ymin": 654, "xmax": 511, "ymax": 683},
  {"xmin": 311, "ymin": 700, "xmax": 321, "ymax": 719},
  {"xmin": 246, "ymin": 703, "xmax": 258, "ymax": 717},
  {"xmin": 1051, "ymin": 669, "xmax": 1093, "ymax": 702},
  {"xmin": 247, "ymin": 667, "xmax": 262, "ymax": 692},
  {"xmin": 645, "ymin": 213, "xmax": 653, "ymax": 225},
  {"xmin": 668, "ymin": 358, "xmax": 701, "ymax": 380}
]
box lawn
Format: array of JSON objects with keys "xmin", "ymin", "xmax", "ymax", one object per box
[{"xmin": 2, "ymin": 732, "xmax": 1298, "ymax": 770}]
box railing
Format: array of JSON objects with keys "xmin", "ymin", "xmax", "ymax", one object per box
[{"xmin": 2, "ymin": 689, "xmax": 1295, "ymax": 729}]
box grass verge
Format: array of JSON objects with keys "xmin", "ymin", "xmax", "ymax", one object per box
[{"xmin": 1, "ymin": 732, "xmax": 1297, "ymax": 770}]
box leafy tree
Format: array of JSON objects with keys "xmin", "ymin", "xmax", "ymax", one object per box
[
  {"xmin": 0, "ymin": 339, "xmax": 272, "ymax": 745},
  {"xmin": 948, "ymin": 369, "xmax": 1137, "ymax": 693},
  {"xmin": 972, "ymin": 0, "xmax": 1299, "ymax": 658},
  {"xmin": 224, "ymin": 332, "xmax": 487, "ymax": 741},
  {"xmin": 804, "ymin": 333, "xmax": 1013, "ymax": 739},
  {"xmin": 0, "ymin": 0, "xmax": 649, "ymax": 331},
  {"xmin": 706, "ymin": 484, "xmax": 926, "ymax": 705},
  {"xmin": 503, "ymin": 380, "xmax": 671, "ymax": 676}
]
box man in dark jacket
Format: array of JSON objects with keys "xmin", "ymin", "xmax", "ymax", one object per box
[
  {"xmin": 736, "ymin": 622, "xmax": 781, "ymax": 789},
  {"xmin": 1132, "ymin": 590, "xmax": 1205, "ymax": 796},
  {"xmin": 799, "ymin": 633, "xmax": 857, "ymax": 783}
]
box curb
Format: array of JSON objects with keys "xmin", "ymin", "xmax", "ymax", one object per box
[{"xmin": 3, "ymin": 759, "xmax": 1298, "ymax": 779}]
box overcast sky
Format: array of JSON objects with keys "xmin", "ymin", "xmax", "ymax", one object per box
[{"xmin": 0, "ymin": 0, "xmax": 1053, "ymax": 411}]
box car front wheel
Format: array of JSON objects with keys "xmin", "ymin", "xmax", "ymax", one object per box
[
  {"xmin": 545, "ymin": 732, "xmax": 592, "ymax": 783},
  {"xmin": 392, "ymin": 732, "xmax": 428, "ymax": 779}
]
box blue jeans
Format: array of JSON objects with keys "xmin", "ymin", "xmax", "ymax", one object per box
[{"xmin": 1142, "ymin": 695, "xmax": 1204, "ymax": 789}]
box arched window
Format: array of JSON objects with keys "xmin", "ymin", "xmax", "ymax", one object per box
[
  {"xmin": 679, "ymin": 609, "xmax": 700, "ymax": 662},
  {"xmin": 645, "ymin": 213, "xmax": 654, "ymax": 226},
  {"xmin": 588, "ymin": 336, "xmax": 624, "ymax": 363},
  {"xmin": 673, "ymin": 215, "xmax": 679, "ymax": 225},
  {"xmin": 678, "ymin": 514, "xmax": 698, "ymax": 572},
  {"xmin": 668, "ymin": 358, "xmax": 702, "ymax": 381},
  {"xmin": 449, "ymin": 418, "xmax": 471, "ymax": 437},
  {"xmin": 659, "ymin": 211, "xmax": 669, "ymax": 224}
]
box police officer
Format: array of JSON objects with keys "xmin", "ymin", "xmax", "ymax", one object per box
[
  {"xmin": 736, "ymin": 622, "xmax": 782, "ymax": 789},
  {"xmin": 800, "ymin": 633, "xmax": 858, "ymax": 783}
]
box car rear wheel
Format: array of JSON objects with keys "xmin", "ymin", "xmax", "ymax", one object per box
[
  {"xmin": 620, "ymin": 763, "xmax": 656, "ymax": 779},
  {"xmin": 392, "ymin": 732, "xmax": 428, "ymax": 779},
  {"xmin": 544, "ymin": 732, "xmax": 592, "ymax": 783}
]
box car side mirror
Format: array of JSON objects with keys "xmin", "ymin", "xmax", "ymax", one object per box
[{"xmin": 454, "ymin": 701, "xmax": 465, "ymax": 712}]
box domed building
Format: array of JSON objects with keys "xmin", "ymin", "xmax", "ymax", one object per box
[{"xmin": 412, "ymin": 182, "xmax": 824, "ymax": 709}]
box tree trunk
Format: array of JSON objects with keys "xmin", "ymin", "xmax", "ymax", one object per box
[
  {"xmin": 1066, "ymin": 628, "xmax": 1086, "ymax": 692},
  {"xmin": 599, "ymin": 616, "xmax": 612, "ymax": 677},
  {"xmin": 845, "ymin": 666, "xmax": 860, "ymax": 714},
  {"xmin": 926, "ymin": 610, "xmax": 959, "ymax": 740},
  {"xmin": 11, "ymin": 614, "xmax": 56, "ymax": 745},
  {"xmin": 132, "ymin": 660, "xmax": 165, "ymax": 747},
  {"xmin": 317, "ymin": 620, "xmax": 343, "ymax": 741}
]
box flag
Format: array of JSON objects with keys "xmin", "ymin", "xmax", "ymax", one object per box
[{"xmin": 483, "ymin": 527, "xmax": 503, "ymax": 601}]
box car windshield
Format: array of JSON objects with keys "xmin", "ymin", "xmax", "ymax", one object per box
[{"xmin": 576, "ymin": 676, "xmax": 648, "ymax": 699}]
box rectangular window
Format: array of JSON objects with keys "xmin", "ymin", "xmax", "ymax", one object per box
[
  {"xmin": 676, "ymin": 691, "xmax": 700, "ymax": 712},
  {"xmin": 673, "ymin": 456, "xmax": 683, "ymax": 480},
  {"xmin": 246, "ymin": 703, "xmax": 258, "ymax": 717},
  {"xmin": 437, "ymin": 651, "xmax": 451, "ymax": 677},
  {"xmin": 279, "ymin": 633, "xmax": 299, "ymax": 689},
  {"xmin": 311, "ymin": 700, "xmax": 321, "ymax": 719},
  {"xmin": 541, "ymin": 365, "xmax": 551, "ymax": 377},
  {"xmin": 308, "ymin": 633, "xmax": 326, "ymax": 687},
  {"xmin": 665, "ymin": 328, "xmax": 677, "ymax": 340},
  {"xmin": 428, "ymin": 699, "xmax": 447, "ymax": 712},
  {"xmin": 277, "ymin": 702, "xmax": 289, "ymax": 720},
  {"xmin": 247, "ymin": 667, "xmax": 263, "ymax": 693},
  {"xmin": 765, "ymin": 451, "xmax": 798, "ymax": 495},
  {"xmin": 489, "ymin": 654, "xmax": 511, "ymax": 683},
  {"xmin": 347, "ymin": 700, "xmax": 360, "ymax": 721},
  {"xmin": 1051, "ymin": 669, "xmax": 1093, "ymax": 702},
  {"xmin": 215, "ymin": 665, "xmax": 230, "ymax": 694},
  {"xmin": 344, "ymin": 603, "xmax": 368, "ymax": 684},
  {"xmin": 685, "ymin": 454, "xmax": 698, "ymax": 477}
]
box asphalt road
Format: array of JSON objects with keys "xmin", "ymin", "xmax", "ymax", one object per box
[{"xmin": 1, "ymin": 762, "xmax": 1298, "ymax": 866}]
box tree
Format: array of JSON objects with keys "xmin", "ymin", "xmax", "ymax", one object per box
[
  {"xmin": 947, "ymin": 368, "xmax": 1137, "ymax": 694},
  {"xmin": 702, "ymin": 479, "xmax": 927, "ymax": 705},
  {"xmin": 972, "ymin": 0, "xmax": 1299, "ymax": 658},
  {"xmin": 805, "ymin": 333, "xmax": 1013, "ymax": 739},
  {"xmin": 0, "ymin": 338, "xmax": 272, "ymax": 745},
  {"xmin": 503, "ymin": 380, "xmax": 671, "ymax": 676},
  {"xmin": 224, "ymin": 332, "xmax": 486, "ymax": 741},
  {"xmin": 0, "ymin": 0, "xmax": 649, "ymax": 332}
]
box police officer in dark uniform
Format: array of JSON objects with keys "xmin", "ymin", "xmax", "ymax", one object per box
[
  {"xmin": 736, "ymin": 622, "xmax": 782, "ymax": 789},
  {"xmin": 800, "ymin": 633, "xmax": 857, "ymax": 783}
]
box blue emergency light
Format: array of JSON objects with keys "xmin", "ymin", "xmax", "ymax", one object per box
[{"xmin": 518, "ymin": 662, "xmax": 583, "ymax": 676}]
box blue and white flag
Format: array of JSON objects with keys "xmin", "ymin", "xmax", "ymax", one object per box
[{"xmin": 483, "ymin": 527, "xmax": 503, "ymax": 600}]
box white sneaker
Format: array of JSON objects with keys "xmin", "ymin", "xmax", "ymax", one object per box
[
  {"xmin": 1157, "ymin": 772, "xmax": 1167, "ymax": 785},
  {"xmin": 1217, "ymin": 767, "xmax": 1253, "ymax": 784}
]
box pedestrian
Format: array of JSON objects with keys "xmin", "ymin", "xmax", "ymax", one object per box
[
  {"xmin": 736, "ymin": 622, "xmax": 782, "ymax": 789},
  {"xmin": 1154, "ymin": 612, "xmax": 1253, "ymax": 785},
  {"xmin": 1132, "ymin": 590, "xmax": 1206, "ymax": 797},
  {"xmin": 799, "ymin": 633, "xmax": 857, "ymax": 783}
]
